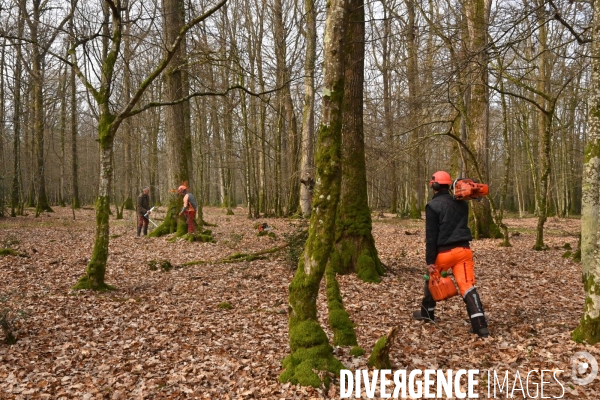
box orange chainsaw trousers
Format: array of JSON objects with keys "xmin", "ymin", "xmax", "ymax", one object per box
[
  {"xmin": 184, "ymin": 210, "xmax": 196, "ymax": 233},
  {"xmin": 434, "ymin": 247, "xmax": 475, "ymax": 297}
]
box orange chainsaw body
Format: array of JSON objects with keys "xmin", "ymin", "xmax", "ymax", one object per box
[{"xmin": 453, "ymin": 179, "xmax": 489, "ymax": 201}]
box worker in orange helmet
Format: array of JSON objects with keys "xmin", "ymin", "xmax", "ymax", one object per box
[
  {"xmin": 412, "ymin": 171, "xmax": 489, "ymax": 338},
  {"xmin": 177, "ymin": 185, "xmax": 197, "ymax": 234}
]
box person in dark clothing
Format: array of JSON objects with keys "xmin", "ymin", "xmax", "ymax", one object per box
[
  {"xmin": 412, "ymin": 171, "xmax": 489, "ymax": 338},
  {"xmin": 136, "ymin": 187, "xmax": 151, "ymax": 236}
]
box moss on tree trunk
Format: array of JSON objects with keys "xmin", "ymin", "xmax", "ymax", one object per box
[
  {"xmin": 149, "ymin": 195, "xmax": 188, "ymax": 237},
  {"xmin": 325, "ymin": 266, "xmax": 357, "ymax": 346},
  {"xmin": 333, "ymin": 0, "xmax": 383, "ymax": 283},
  {"xmin": 72, "ymin": 195, "xmax": 115, "ymax": 291},
  {"xmin": 573, "ymin": 274, "xmax": 600, "ymax": 344},
  {"xmin": 574, "ymin": 9, "xmax": 600, "ymax": 344},
  {"xmin": 281, "ymin": 0, "xmax": 347, "ymax": 383}
]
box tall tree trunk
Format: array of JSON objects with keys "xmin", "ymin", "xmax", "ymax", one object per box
[
  {"xmin": 281, "ymin": 0, "xmax": 347, "ymax": 386},
  {"xmin": 69, "ymin": 11, "xmax": 81, "ymax": 209},
  {"xmin": 299, "ymin": 0, "xmax": 316, "ymax": 217},
  {"xmin": 533, "ymin": 1, "xmax": 552, "ymax": 250},
  {"xmin": 0, "ymin": 39, "xmax": 5, "ymax": 217},
  {"xmin": 74, "ymin": 117, "xmax": 116, "ymax": 290},
  {"xmin": 330, "ymin": 0, "xmax": 383, "ymax": 283},
  {"xmin": 465, "ymin": 0, "xmax": 499, "ymax": 238},
  {"xmin": 406, "ymin": 0, "xmax": 421, "ymax": 218},
  {"xmin": 572, "ymin": 0, "xmax": 600, "ymax": 344},
  {"xmin": 285, "ymin": 88, "xmax": 300, "ymax": 216},
  {"xmin": 151, "ymin": 0, "xmax": 193, "ymax": 236},
  {"xmin": 149, "ymin": 88, "xmax": 161, "ymax": 205},
  {"xmin": 11, "ymin": 7, "xmax": 24, "ymax": 217},
  {"xmin": 58, "ymin": 64, "xmax": 67, "ymax": 207},
  {"xmin": 31, "ymin": 0, "xmax": 52, "ymax": 214},
  {"xmin": 122, "ymin": 2, "xmax": 135, "ymax": 210}
]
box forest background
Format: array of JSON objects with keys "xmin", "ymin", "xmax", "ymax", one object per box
[{"xmin": 0, "ymin": 0, "xmax": 588, "ymax": 224}]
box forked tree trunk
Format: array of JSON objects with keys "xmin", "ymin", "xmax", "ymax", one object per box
[
  {"xmin": 281, "ymin": 0, "xmax": 347, "ymax": 387},
  {"xmin": 573, "ymin": 0, "xmax": 600, "ymax": 344}
]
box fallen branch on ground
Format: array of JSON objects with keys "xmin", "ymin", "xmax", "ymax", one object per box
[{"xmin": 182, "ymin": 243, "xmax": 290, "ymax": 267}]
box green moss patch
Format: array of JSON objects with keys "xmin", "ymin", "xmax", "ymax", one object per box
[
  {"xmin": 0, "ymin": 248, "xmax": 18, "ymax": 257},
  {"xmin": 350, "ymin": 346, "xmax": 365, "ymax": 357},
  {"xmin": 368, "ymin": 335, "xmax": 391, "ymax": 369},
  {"xmin": 280, "ymin": 320, "xmax": 345, "ymax": 388},
  {"xmin": 148, "ymin": 260, "xmax": 173, "ymax": 272},
  {"xmin": 72, "ymin": 276, "xmax": 115, "ymax": 292},
  {"xmin": 218, "ymin": 302, "xmax": 233, "ymax": 310},
  {"xmin": 325, "ymin": 268, "xmax": 357, "ymax": 346},
  {"xmin": 356, "ymin": 249, "xmax": 382, "ymax": 283}
]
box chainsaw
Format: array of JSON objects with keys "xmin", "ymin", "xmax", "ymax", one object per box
[{"xmin": 452, "ymin": 178, "xmax": 489, "ymax": 201}]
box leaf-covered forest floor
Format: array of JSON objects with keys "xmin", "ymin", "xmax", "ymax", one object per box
[{"xmin": 0, "ymin": 206, "xmax": 598, "ymax": 399}]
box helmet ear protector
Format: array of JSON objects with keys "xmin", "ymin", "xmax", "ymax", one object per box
[{"xmin": 429, "ymin": 171, "xmax": 452, "ymax": 191}]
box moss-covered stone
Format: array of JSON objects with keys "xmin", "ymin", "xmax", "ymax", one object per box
[
  {"xmin": 350, "ymin": 346, "xmax": 365, "ymax": 357},
  {"xmin": 368, "ymin": 335, "xmax": 391, "ymax": 369}
]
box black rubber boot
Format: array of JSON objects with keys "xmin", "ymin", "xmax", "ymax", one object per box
[
  {"xmin": 463, "ymin": 287, "xmax": 488, "ymax": 338},
  {"xmin": 143, "ymin": 225, "xmax": 148, "ymax": 236},
  {"xmin": 137, "ymin": 225, "xmax": 142, "ymax": 237},
  {"xmin": 412, "ymin": 309, "xmax": 435, "ymax": 322},
  {"xmin": 413, "ymin": 281, "xmax": 436, "ymax": 322}
]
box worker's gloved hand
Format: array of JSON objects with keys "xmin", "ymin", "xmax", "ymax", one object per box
[{"xmin": 427, "ymin": 264, "xmax": 437, "ymax": 274}]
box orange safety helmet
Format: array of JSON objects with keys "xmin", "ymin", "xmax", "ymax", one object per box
[
  {"xmin": 177, "ymin": 185, "xmax": 187, "ymax": 194},
  {"xmin": 429, "ymin": 171, "xmax": 452, "ymax": 190}
]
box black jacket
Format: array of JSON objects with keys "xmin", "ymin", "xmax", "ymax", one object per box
[
  {"xmin": 425, "ymin": 189, "xmax": 472, "ymax": 264},
  {"xmin": 137, "ymin": 193, "xmax": 150, "ymax": 216}
]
